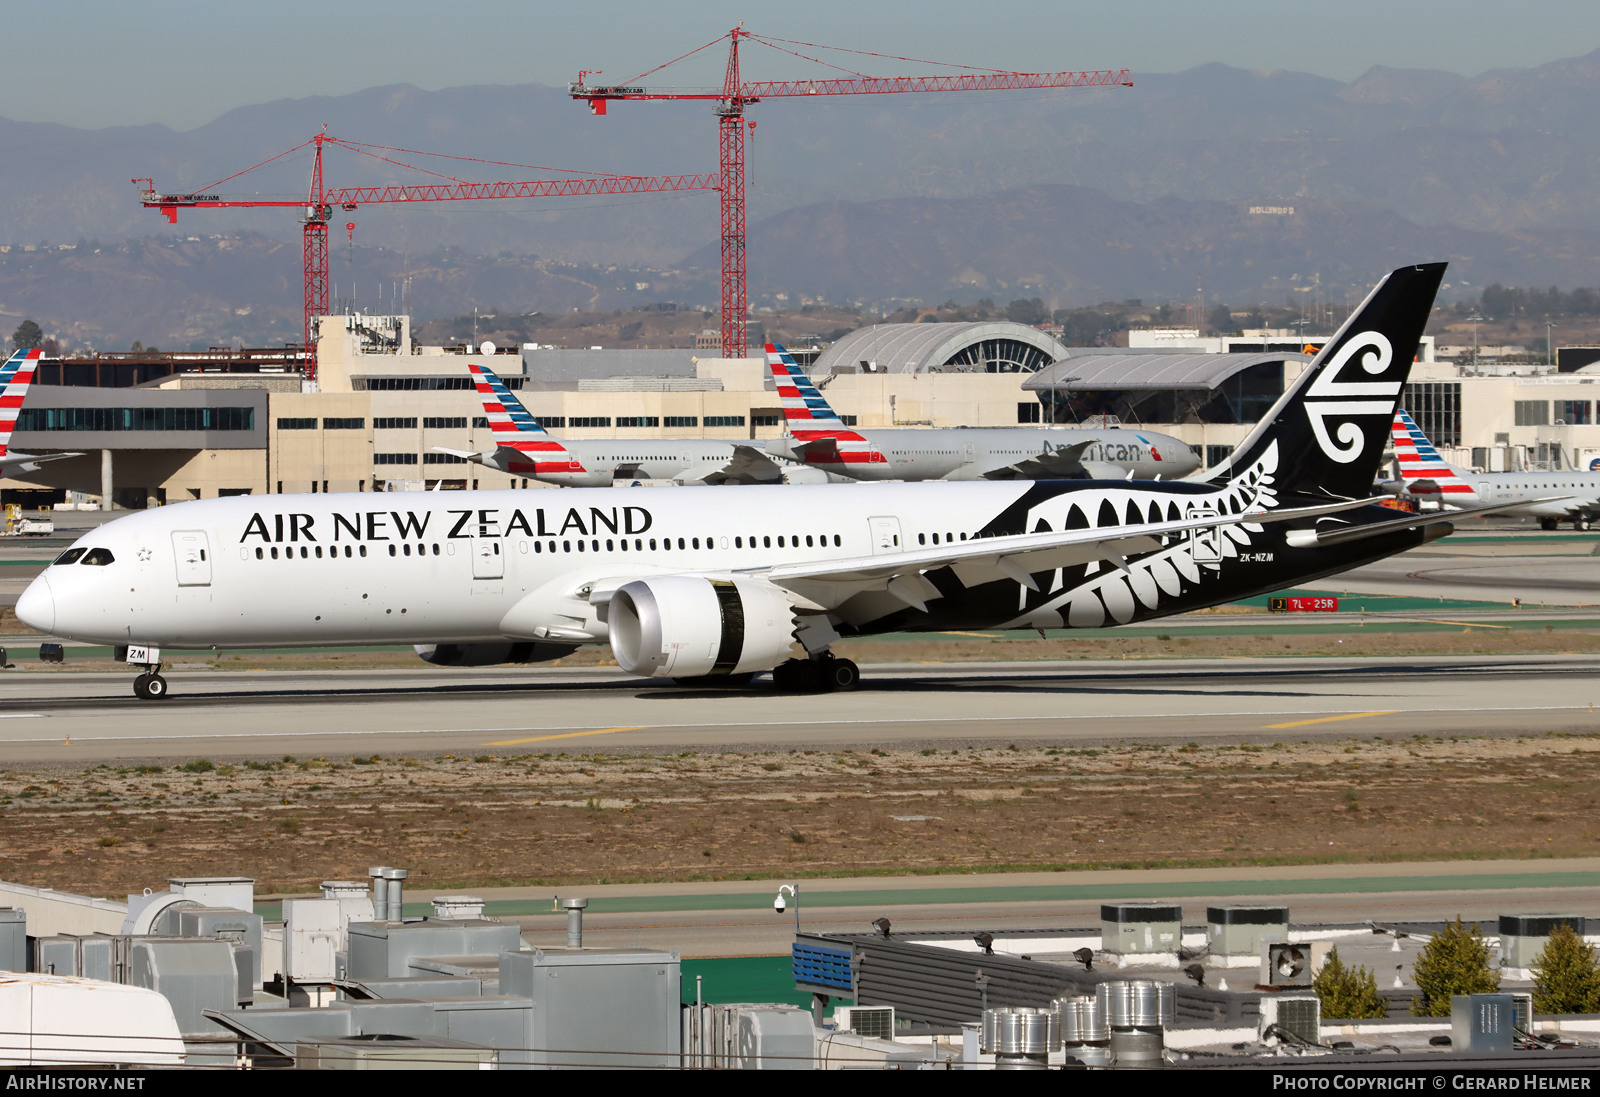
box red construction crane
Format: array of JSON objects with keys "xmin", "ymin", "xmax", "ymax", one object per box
[
  {"xmin": 136, "ymin": 130, "xmax": 717, "ymax": 382},
  {"xmin": 571, "ymin": 28, "xmax": 1132, "ymax": 358}
]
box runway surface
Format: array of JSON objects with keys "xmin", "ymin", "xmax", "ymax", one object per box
[{"xmin": 2, "ymin": 652, "xmax": 1597, "ymax": 764}]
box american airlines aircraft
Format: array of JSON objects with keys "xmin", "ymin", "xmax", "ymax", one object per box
[
  {"xmin": 0, "ymin": 349, "xmax": 81, "ymax": 475},
  {"xmin": 436, "ymin": 362, "xmax": 830, "ymax": 486},
  {"xmin": 763, "ymin": 344, "xmax": 1200, "ymax": 481},
  {"xmin": 19, "ymin": 263, "xmax": 1500, "ymax": 701},
  {"xmin": 1392, "ymin": 409, "xmax": 1598, "ymax": 530}
]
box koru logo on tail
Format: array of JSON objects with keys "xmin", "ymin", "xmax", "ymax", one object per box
[{"xmin": 1303, "ymin": 332, "xmax": 1400, "ymax": 463}]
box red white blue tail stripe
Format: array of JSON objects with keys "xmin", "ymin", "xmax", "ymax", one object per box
[
  {"xmin": 0, "ymin": 349, "xmax": 40, "ymax": 460},
  {"xmin": 469, "ymin": 361, "xmax": 584, "ymax": 475},
  {"xmin": 764, "ymin": 343, "xmax": 887, "ymax": 466},
  {"xmin": 1392, "ymin": 409, "xmax": 1476, "ymax": 499}
]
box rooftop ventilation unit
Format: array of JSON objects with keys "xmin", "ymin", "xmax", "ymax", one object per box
[
  {"xmin": 835, "ymin": 1005, "xmax": 894, "ymax": 1040},
  {"xmin": 1054, "ymin": 995, "xmax": 1110, "ymax": 1068},
  {"xmin": 1260, "ymin": 940, "xmax": 1330, "ymax": 988},
  {"xmin": 1453, "ymin": 993, "xmax": 1514, "ymax": 1055},
  {"xmin": 1100, "ymin": 903, "xmax": 1181, "ymax": 964},
  {"xmin": 430, "ymin": 896, "xmax": 486, "ymax": 921},
  {"xmin": 1499, "ymin": 914, "xmax": 1588, "ymax": 973},
  {"xmin": 1206, "ymin": 906, "xmax": 1289, "ymax": 967},
  {"xmin": 1260, "ymin": 994, "xmax": 1320, "ymax": 1044}
]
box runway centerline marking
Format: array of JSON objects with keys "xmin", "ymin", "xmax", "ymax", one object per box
[
  {"xmin": 1262, "ymin": 711, "xmax": 1399, "ymax": 729},
  {"xmin": 484, "ymin": 726, "xmax": 646, "ymax": 747}
]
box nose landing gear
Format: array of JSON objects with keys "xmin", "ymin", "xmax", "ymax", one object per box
[
  {"xmin": 133, "ymin": 670, "xmax": 169, "ymax": 701},
  {"xmin": 117, "ymin": 644, "xmax": 169, "ymax": 701}
]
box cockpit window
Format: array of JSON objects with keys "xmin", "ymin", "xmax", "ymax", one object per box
[
  {"xmin": 53, "ymin": 548, "xmax": 86, "ymax": 566},
  {"xmin": 80, "ymin": 548, "xmax": 115, "ymax": 567}
]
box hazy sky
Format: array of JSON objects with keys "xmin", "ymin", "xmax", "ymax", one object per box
[{"xmin": 10, "ymin": 0, "xmax": 1600, "ymax": 131}]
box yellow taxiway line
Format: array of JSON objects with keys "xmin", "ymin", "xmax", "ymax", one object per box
[
  {"xmin": 484, "ymin": 726, "xmax": 645, "ymax": 746},
  {"xmin": 1261, "ymin": 710, "xmax": 1400, "ymax": 729}
]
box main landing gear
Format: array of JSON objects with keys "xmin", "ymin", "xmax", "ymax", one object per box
[
  {"xmin": 133, "ymin": 667, "xmax": 169, "ymax": 701},
  {"xmin": 771, "ymin": 654, "xmax": 860, "ymax": 693}
]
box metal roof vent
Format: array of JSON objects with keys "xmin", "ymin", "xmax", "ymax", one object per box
[
  {"xmin": 431, "ymin": 895, "xmax": 486, "ymax": 920},
  {"xmin": 834, "ymin": 1005, "xmax": 895, "ymax": 1039},
  {"xmin": 981, "ymin": 1007, "xmax": 1057, "ymax": 1069},
  {"xmin": 319, "ymin": 881, "xmax": 368, "ymax": 901},
  {"xmin": 380, "ymin": 867, "xmax": 408, "ymax": 922},
  {"xmin": 1100, "ymin": 903, "xmax": 1181, "ymax": 966},
  {"xmin": 1054, "ymin": 995, "xmax": 1110, "ymax": 1068},
  {"xmin": 1097, "ymin": 980, "xmax": 1171, "ymax": 1070}
]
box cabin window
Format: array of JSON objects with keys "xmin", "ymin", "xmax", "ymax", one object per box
[
  {"xmin": 388, "ymin": 545, "xmax": 397, "ymax": 557},
  {"xmin": 735, "ymin": 536, "xmax": 743, "ymax": 548},
  {"xmin": 763, "ymin": 536, "xmax": 771, "ymax": 548},
  {"xmin": 403, "ymin": 544, "xmax": 411, "ymax": 557},
  {"xmin": 270, "ymin": 547, "xmax": 279, "ymax": 560},
  {"xmin": 577, "ymin": 540, "xmax": 585, "ymax": 552},
  {"xmin": 692, "ymin": 537, "xmax": 700, "ymax": 549},
  {"xmin": 918, "ymin": 533, "xmax": 926, "ymax": 545},
  {"xmin": 255, "ymin": 548, "xmax": 264, "ymax": 560},
  {"xmin": 299, "ymin": 547, "xmax": 309, "ymax": 559},
  {"xmin": 534, "ymin": 541, "xmax": 543, "ymax": 553},
  {"xmin": 805, "ymin": 535, "xmax": 814, "ymax": 547},
  {"xmin": 834, "ymin": 535, "xmax": 841, "ymax": 546},
  {"xmin": 315, "ymin": 546, "xmax": 323, "ymax": 558},
  {"xmin": 607, "ymin": 539, "xmax": 615, "ymax": 551},
  {"xmin": 777, "ymin": 536, "xmax": 785, "ymax": 548}
]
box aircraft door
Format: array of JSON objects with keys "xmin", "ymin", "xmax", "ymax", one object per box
[
  {"xmin": 471, "ymin": 538, "xmax": 504, "ymax": 580},
  {"xmin": 868, "ymin": 515, "xmax": 902, "ymax": 554},
  {"xmin": 171, "ymin": 530, "xmax": 212, "ymax": 586},
  {"xmin": 1188, "ymin": 508, "xmax": 1221, "ymax": 564}
]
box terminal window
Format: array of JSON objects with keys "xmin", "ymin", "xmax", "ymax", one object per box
[
  {"xmin": 1514, "ymin": 400, "xmax": 1551, "ymax": 427},
  {"xmin": 374, "ymin": 417, "xmax": 418, "ymax": 430},
  {"xmin": 1402, "ymin": 382, "xmax": 1462, "ymax": 446},
  {"xmin": 704, "ymin": 415, "xmax": 745, "ymax": 428},
  {"xmin": 322, "ymin": 417, "xmax": 365, "ymax": 430},
  {"xmin": 569, "ymin": 417, "xmax": 611, "ymax": 428},
  {"xmin": 616, "ymin": 416, "xmax": 661, "ymax": 428},
  {"xmin": 665, "ymin": 416, "xmax": 699, "ymax": 427},
  {"xmin": 1017, "ymin": 402, "xmax": 1043, "ymax": 423},
  {"xmin": 277, "ymin": 417, "xmax": 317, "ymax": 430},
  {"xmin": 472, "ymin": 416, "xmax": 489, "ymax": 428},
  {"xmin": 752, "ymin": 413, "xmax": 782, "ymax": 427},
  {"xmin": 423, "ymin": 417, "xmax": 468, "ymax": 429},
  {"xmin": 21, "ymin": 407, "xmax": 256, "ymax": 432},
  {"xmin": 1558, "ymin": 400, "xmax": 1593, "ymax": 425},
  {"xmin": 374, "ymin": 453, "xmax": 418, "ymax": 465},
  {"xmin": 423, "ymin": 452, "xmax": 467, "ymax": 464}
]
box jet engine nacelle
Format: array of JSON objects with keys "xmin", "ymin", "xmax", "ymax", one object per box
[
  {"xmin": 607, "ymin": 576, "xmax": 800, "ymax": 678},
  {"xmin": 414, "ymin": 641, "xmax": 580, "ymax": 667}
]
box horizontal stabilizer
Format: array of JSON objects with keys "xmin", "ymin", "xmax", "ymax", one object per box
[{"xmin": 1283, "ymin": 497, "xmax": 1567, "ymax": 549}]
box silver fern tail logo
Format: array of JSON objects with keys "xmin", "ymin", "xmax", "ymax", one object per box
[
  {"xmin": 1303, "ymin": 332, "xmax": 1401, "ymax": 463},
  {"xmin": 999, "ymin": 441, "xmax": 1280, "ymax": 631}
]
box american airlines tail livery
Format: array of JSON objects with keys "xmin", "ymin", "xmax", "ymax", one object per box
[
  {"xmin": 21, "ymin": 263, "xmax": 1503, "ymax": 701},
  {"xmin": 763, "ymin": 343, "xmax": 1200, "ymax": 481},
  {"xmin": 0, "ymin": 348, "xmax": 81, "ymax": 475},
  {"xmin": 1392, "ymin": 409, "xmax": 1598, "ymax": 530},
  {"xmin": 436, "ymin": 361, "xmax": 825, "ymax": 486}
]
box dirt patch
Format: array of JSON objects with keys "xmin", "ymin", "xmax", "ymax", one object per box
[{"xmin": 3, "ymin": 732, "xmax": 1598, "ymax": 898}]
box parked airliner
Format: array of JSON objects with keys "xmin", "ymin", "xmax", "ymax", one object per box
[
  {"xmin": 1392, "ymin": 409, "xmax": 1598, "ymax": 530},
  {"xmin": 763, "ymin": 344, "xmax": 1200, "ymax": 481},
  {"xmin": 435, "ymin": 362, "xmax": 830, "ymax": 486},
  {"xmin": 19, "ymin": 263, "xmax": 1505, "ymax": 700},
  {"xmin": 0, "ymin": 349, "xmax": 81, "ymax": 475}
]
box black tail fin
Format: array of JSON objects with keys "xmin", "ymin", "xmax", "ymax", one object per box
[{"xmin": 1206, "ymin": 262, "xmax": 1446, "ymax": 500}]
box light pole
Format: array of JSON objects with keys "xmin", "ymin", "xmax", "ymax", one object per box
[
  {"xmin": 1547, "ymin": 319, "xmax": 1556, "ymax": 369},
  {"xmin": 774, "ymin": 884, "xmax": 800, "ymax": 934},
  {"xmin": 1466, "ymin": 312, "xmax": 1484, "ymax": 372}
]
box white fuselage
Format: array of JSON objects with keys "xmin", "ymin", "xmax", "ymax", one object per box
[
  {"xmin": 21, "ymin": 483, "xmax": 1063, "ymax": 648},
  {"xmin": 787, "ymin": 427, "xmax": 1199, "ymax": 482},
  {"xmin": 1449, "ymin": 469, "xmax": 1600, "ymax": 520}
]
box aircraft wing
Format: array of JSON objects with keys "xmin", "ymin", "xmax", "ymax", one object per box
[
  {"xmin": 729, "ymin": 496, "xmax": 1388, "ymax": 608},
  {"xmin": 979, "ymin": 440, "xmax": 1096, "ymax": 481},
  {"xmin": 683, "ymin": 445, "xmax": 785, "ymax": 486},
  {"xmin": 0, "ymin": 451, "xmax": 82, "ymax": 475},
  {"xmin": 1285, "ymin": 497, "xmax": 1581, "ymax": 548},
  {"xmin": 430, "ymin": 445, "xmax": 497, "ymax": 468}
]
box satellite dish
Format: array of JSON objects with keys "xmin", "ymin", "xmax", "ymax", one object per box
[{"xmin": 480, "ymin": 340, "xmax": 496, "ymax": 356}]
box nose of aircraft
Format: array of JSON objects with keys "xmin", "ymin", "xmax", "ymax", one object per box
[{"xmin": 15, "ymin": 573, "xmax": 54, "ymax": 633}]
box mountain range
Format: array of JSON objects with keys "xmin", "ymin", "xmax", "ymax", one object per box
[{"xmin": 4, "ymin": 46, "xmax": 1600, "ymax": 349}]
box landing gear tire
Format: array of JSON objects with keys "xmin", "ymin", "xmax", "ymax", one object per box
[
  {"xmin": 1577, "ymin": 519, "xmax": 1593, "ymax": 532},
  {"xmin": 1540, "ymin": 518, "xmax": 1559, "ymax": 531},
  {"xmin": 133, "ymin": 673, "xmax": 169, "ymax": 701},
  {"xmin": 823, "ymin": 658, "xmax": 860, "ymax": 692}
]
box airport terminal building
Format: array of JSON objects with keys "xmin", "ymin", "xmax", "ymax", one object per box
[{"xmin": 4, "ymin": 315, "xmax": 1599, "ymax": 508}]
